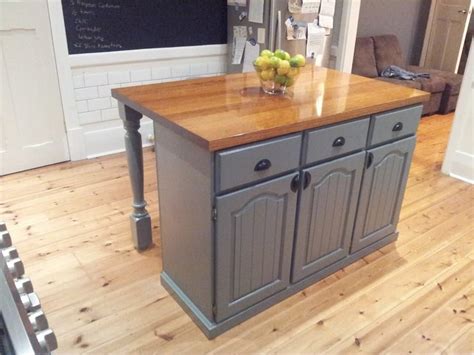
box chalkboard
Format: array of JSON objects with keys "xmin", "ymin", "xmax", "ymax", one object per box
[{"xmin": 62, "ymin": 0, "xmax": 227, "ymax": 54}]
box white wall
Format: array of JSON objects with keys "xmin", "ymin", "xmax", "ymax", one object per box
[
  {"xmin": 48, "ymin": 1, "xmax": 226, "ymax": 160},
  {"xmin": 442, "ymin": 36, "xmax": 474, "ymax": 184}
]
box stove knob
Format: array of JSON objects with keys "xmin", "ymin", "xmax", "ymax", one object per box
[
  {"xmin": 7, "ymin": 257, "xmax": 24, "ymax": 278},
  {"xmin": 0, "ymin": 222, "xmax": 6, "ymax": 232},
  {"xmin": 36, "ymin": 329, "xmax": 58, "ymax": 353},
  {"xmin": 0, "ymin": 231, "xmax": 12, "ymax": 248},
  {"xmin": 20, "ymin": 292, "xmax": 41, "ymax": 312},
  {"xmin": 1, "ymin": 246, "xmax": 19, "ymax": 261},
  {"xmin": 29, "ymin": 310, "xmax": 49, "ymax": 331},
  {"xmin": 15, "ymin": 278, "xmax": 34, "ymax": 294}
]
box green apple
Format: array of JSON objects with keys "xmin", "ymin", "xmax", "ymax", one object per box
[
  {"xmin": 269, "ymin": 56, "xmax": 281, "ymax": 68},
  {"xmin": 287, "ymin": 67, "xmax": 299, "ymax": 78},
  {"xmin": 274, "ymin": 49, "xmax": 286, "ymax": 60},
  {"xmin": 275, "ymin": 74, "xmax": 287, "ymax": 85},
  {"xmin": 293, "ymin": 54, "xmax": 306, "ymax": 67},
  {"xmin": 260, "ymin": 49, "xmax": 273, "ymax": 58},
  {"xmin": 277, "ymin": 60, "xmax": 290, "ymax": 75}
]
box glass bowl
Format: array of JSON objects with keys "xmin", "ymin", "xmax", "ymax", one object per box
[{"xmin": 254, "ymin": 64, "xmax": 300, "ymax": 95}]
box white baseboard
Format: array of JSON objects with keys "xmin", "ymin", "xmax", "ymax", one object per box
[
  {"xmin": 444, "ymin": 150, "xmax": 474, "ymax": 185},
  {"xmin": 82, "ymin": 119, "xmax": 154, "ymax": 159}
]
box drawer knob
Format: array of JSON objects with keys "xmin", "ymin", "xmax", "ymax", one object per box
[
  {"xmin": 254, "ymin": 159, "xmax": 272, "ymax": 172},
  {"xmin": 332, "ymin": 137, "xmax": 345, "ymax": 147},
  {"xmin": 392, "ymin": 122, "xmax": 404, "ymax": 131}
]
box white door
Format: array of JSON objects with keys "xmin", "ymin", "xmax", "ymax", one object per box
[
  {"xmin": 0, "ymin": 0, "xmax": 69, "ymax": 176},
  {"xmin": 421, "ymin": 0, "xmax": 473, "ymax": 73}
]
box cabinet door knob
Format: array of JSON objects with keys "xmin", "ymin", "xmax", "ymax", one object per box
[
  {"xmin": 366, "ymin": 152, "xmax": 374, "ymax": 169},
  {"xmin": 303, "ymin": 171, "xmax": 312, "ymax": 189},
  {"xmin": 290, "ymin": 174, "xmax": 300, "ymax": 192},
  {"xmin": 392, "ymin": 122, "xmax": 404, "ymax": 131},
  {"xmin": 254, "ymin": 159, "xmax": 272, "ymax": 171},
  {"xmin": 333, "ymin": 136, "xmax": 346, "ymax": 147}
]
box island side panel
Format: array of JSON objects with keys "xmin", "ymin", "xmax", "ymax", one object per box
[{"xmin": 153, "ymin": 120, "xmax": 214, "ymax": 321}]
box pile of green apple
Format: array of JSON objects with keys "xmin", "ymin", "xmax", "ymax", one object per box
[{"xmin": 254, "ymin": 49, "xmax": 306, "ymax": 87}]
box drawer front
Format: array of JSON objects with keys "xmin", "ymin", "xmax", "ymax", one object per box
[
  {"xmin": 305, "ymin": 118, "xmax": 370, "ymax": 164},
  {"xmin": 369, "ymin": 105, "xmax": 422, "ymax": 146},
  {"xmin": 216, "ymin": 134, "xmax": 302, "ymax": 192}
]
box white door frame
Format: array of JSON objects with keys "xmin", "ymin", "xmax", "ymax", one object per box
[
  {"xmin": 419, "ymin": 0, "xmax": 474, "ymax": 72},
  {"xmin": 335, "ymin": 0, "xmax": 361, "ymax": 73}
]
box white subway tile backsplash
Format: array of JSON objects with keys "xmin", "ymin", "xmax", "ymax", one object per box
[
  {"xmin": 111, "ymin": 98, "xmax": 118, "ymax": 108},
  {"xmin": 131, "ymin": 68, "xmax": 151, "ymax": 82},
  {"xmin": 78, "ymin": 110, "xmax": 101, "ymax": 125},
  {"xmin": 73, "ymin": 74, "xmax": 84, "ymax": 88},
  {"xmin": 171, "ymin": 64, "xmax": 190, "ymax": 78},
  {"xmin": 208, "ymin": 61, "xmax": 226, "ymax": 74},
  {"xmin": 84, "ymin": 72, "xmax": 108, "ymax": 87},
  {"xmin": 88, "ymin": 97, "xmax": 111, "ymax": 111},
  {"xmin": 76, "ymin": 100, "xmax": 88, "ymax": 113},
  {"xmin": 98, "ymin": 84, "xmax": 120, "ymax": 97},
  {"xmin": 152, "ymin": 66, "xmax": 171, "ymax": 80},
  {"xmin": 101, "ymin": 107, "xmax": 119, "ymax": 121},
  {"xmin": 108, "ymin": 71, "xmax": 130, "ymax": 84},
  {"xmin": 75, "ymin": 87, "xmax": 98, "ymax": 101},
  {"xmin": 190, "ymin": 63, "xmax": 208, "ymax": 76}
]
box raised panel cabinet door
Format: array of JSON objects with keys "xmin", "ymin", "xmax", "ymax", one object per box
[
  {"xmin": 292, "ymin": 152, "xmax": 365, "ymax": 283},
  {"xmin": 351, "ymin": 136, "xmax": 416, "ymax": 253},
  {"xmin": 215, "ymin": 173, "xmax": 299, "ymax": 322}
]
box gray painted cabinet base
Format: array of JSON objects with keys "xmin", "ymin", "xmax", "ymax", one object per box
[{"xmin": 150, "ymin": 104, "xmax": 421, "ymax": 339}]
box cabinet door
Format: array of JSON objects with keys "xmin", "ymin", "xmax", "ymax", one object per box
[
  {"xmin": 351, "ymin": 136, "xmax": 416, "ymax": 253},
  {"xmin": 292, "ymin": 152, "xmax": 365, "ymax": 282},
  {"xmin": 215, "ymin": 173, "xmax": 298, "ymax": 322}
]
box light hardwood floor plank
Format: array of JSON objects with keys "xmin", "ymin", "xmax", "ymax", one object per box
[{"xmin": 1, "ymin": 113, "xmax": 472, "ymax": 354}]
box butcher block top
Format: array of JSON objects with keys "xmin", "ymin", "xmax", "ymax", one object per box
[{"xmin": 112, "ymin": 67, "xmax": 429, "ymax": 151}]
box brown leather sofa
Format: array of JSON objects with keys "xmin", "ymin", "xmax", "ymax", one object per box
[{"xmin": 352, "ymin": 35, "xmax": 463, "ymax": 115}]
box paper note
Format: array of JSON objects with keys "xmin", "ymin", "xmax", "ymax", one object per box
[
  {"xmin": 242, "ymin": 41, "xmax": 260, "ymax": 72},
  {"xmin": 232, "ymin": 37, "xmax": 247, "ymax": 64},
  {"xmin": 319, "ymin": 0, "xmax": 336, "ymax": 16},
  {"xmin": 227, "ymin": 0, "xmax": 246, "ymax": 6},
  {"xmin": 319, "ymin": 14, "xmax": 333, "ymax": 29},
  {"xmin": 306, "ymin": 22, "xmax": 326, "ymax": 63},
  {"xmin": 257, "ymin": 27, "xmax": 266, "ymax": 44},
  {"xmin": 301, "ymin": 0, "xmax": 321, "ymax": 13},
  {"xmin": 285, "ymin": 17, "xmax": 307, "ymax": 40},
  {"xmin": 248, "ymin": 0, "xmax": 264, "ymax": 23},
  {"xmin": 233, "ymin": 25, "xmax": 247, "ymax": 38}
]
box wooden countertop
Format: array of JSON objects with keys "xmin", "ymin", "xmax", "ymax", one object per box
[{"xmin": 112, "ymin": 67, "xmax": 429, "ymax": 151}]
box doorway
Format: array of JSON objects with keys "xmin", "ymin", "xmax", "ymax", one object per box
[
  {"xmin": 0, "ymin": 0, "xmax": 69, "ymax": 176},
  {"xmin": 420, "ymin": 0, "xmax": 473, "ymax": 73}
]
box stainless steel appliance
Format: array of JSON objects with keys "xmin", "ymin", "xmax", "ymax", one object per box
[
  {"xmin": 227, "ymin": 0, "xmax": 333, "ymax": 73},
  {"xmin": 0, "ymin": 223, "xmax": 57, "ymax": 355}
]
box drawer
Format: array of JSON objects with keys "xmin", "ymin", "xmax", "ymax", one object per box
[
  {"xmin": 305, "ymin": 118, "xmax": 370, "ymax": 164},
  {"xmin": 369, "ymin": 105, "xmax": 422, "ymax": 146},
  {"xmin": 216, "ymin": 134, "xmax": 302, "ymax": 192}
]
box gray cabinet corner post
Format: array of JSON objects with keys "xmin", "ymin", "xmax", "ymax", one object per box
[{"xmin": 118, "ymin": 103, "xmax": 152, "ymax": 250}]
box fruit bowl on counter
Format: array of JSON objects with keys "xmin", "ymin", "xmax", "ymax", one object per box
[{"xmin": 254, "ymin": 49, "xmax": 306, "ymax": 95}]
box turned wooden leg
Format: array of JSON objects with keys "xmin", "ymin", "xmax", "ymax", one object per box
[{"xmin": 118, "ymin": 103, "xmax": 152, "ymax": 250}]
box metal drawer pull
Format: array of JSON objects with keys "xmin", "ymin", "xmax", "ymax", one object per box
[
  {"xmin": 332, "ymin": 136, "xmax": 346, "ymax": 147},
  {"xmin": 392, "ymin": 122, "xmax": 404, "ymax": 131},
  {"xmin": 254, "ymin": 158, "xmax": 272, "ymax": 171}
]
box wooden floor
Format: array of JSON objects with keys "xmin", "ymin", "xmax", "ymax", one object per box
[{"xmin": 1, "ymin": 113, "xmax": 473, "ymax": 354}]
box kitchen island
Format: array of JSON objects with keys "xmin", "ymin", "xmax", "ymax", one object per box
[{"xmin": 112, "ymin": 67, "xmax": 429, "ymax": 338}]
